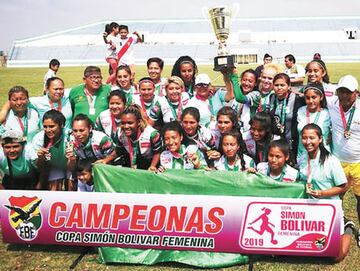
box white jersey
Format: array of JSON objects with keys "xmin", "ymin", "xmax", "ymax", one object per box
[
  {"xmin": 257, "ymin": 162, "xmax": 299, "ymax": 182},
  {"xmin": 95, "ymin": 109, "xmax": 120, "ymax": 140},
  {"xmin": 118, "ymin": 34, "xmax": 139, "ymax": 66},
  {"xmin": 149, "ymin": 92, "xmax": 190, "ymax": 123},
  {"xmin": 211, "ymin": 128, "xmax": 222, "ymax": 149},
  {"xmin": 160, "ymin": 145, "xmax": 207, "ymax": 170},
  {"xmin": 185, "ymin": 90, "xmax": 227, "ymax": 129},
  {"xmin": 132, "ymin": 94, "xmax": 161, "ymax": 119},
  {"xmin": 327, "ymin": 97, "xmax": 360, "ymax": 163},
  {"xmin": 229, "ymin": 99, "xmax": 252, "ymax": 133},
  {"xmin": 155, "ymin": 78, "xmax": 167, "ymax": 97},
  {"xmin": 0, "ymin": 108, "xmax": 40, "ymax": 142},
  {"xmin": 323, "ymin": 82, "xmax": 337, "ymax": 98}
]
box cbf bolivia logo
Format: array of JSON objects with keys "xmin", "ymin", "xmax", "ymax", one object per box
[{"xmin": 4, "ymin": 196, "xmax": 42, "ymax": 241}]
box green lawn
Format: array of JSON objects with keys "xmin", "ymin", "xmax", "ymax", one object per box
[
  {"xmin": 1, "ymin": 63, "xmax": 360, "ymax": 105},
  {"xmin": 0, "ymin": 64, "xmax": 360, "ymax": 270}
]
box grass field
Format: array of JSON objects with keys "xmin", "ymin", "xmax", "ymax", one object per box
[
  {"xmin": 1, "ymin": 62, "xmax": 360, "ymax": 105},
  {"xmin": 0, "ymin": 64, "xmax": 360, "ymax": 270}
]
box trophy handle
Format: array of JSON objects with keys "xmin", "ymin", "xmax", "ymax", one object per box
[
  {"xmin": 201, "ymin": 7, "xmax": 209, "ymax": 18},
  {"xmin": 232, "ymin": 3, "xmax": 239, "ymax": 18}
]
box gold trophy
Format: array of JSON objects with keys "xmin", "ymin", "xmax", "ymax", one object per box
[{"xmin": 204, "ymin": 4, "xmax": 239, "ymax": 71}]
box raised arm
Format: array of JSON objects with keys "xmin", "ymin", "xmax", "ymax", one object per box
[
  {"xmin": 133, "ymin": 31, "xmax": 143, "ymax": 43},
  {"xmin": 229, "ymin": 71, "xmax": 248, "ymax": 104},
  {"xmin": 223, "ymin": 71, "xmax": 234, "ymax": 102},
  {"xmin": 0, "ymin": 101, "xmax": 10, "ymax": 123}
]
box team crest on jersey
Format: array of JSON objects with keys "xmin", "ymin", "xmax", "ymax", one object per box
[{"xmin": 4, "ymin": 196, "xmax": 43, "ymax": 241}]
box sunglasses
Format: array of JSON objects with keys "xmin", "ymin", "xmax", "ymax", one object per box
[{"xmin": 195, "ymin": 83, "xmax": 209, "ymax": 88}]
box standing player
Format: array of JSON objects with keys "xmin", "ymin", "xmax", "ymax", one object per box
[{"xmin": 327, "ymin": 75, "xmax": 360, "ymax": 247}]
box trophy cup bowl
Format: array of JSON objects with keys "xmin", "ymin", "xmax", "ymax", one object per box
[{"xmin": 205, "ymin": 4, "xmax": 238, "ymax": 71}]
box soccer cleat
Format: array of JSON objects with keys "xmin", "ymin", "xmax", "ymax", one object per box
[{"xmin": 344, "ymin": 218, "xmax": 356, "ymax": 233}]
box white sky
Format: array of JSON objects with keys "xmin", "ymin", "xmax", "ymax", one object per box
[{"xmin": 0, "ymin": 0, "xmax": 359, "ymax": 52}]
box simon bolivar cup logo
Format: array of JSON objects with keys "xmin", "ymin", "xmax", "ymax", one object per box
[{"xmin": 4, "ymin": 196, "xmax": 43, "ymax": 241}]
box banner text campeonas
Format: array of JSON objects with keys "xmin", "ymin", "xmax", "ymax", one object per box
[{"xmin": 0, "ymin": 190, "xmax": 341, "ymax": 257}]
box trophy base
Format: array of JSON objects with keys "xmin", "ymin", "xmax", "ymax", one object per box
[{"xmin": 213, "ymin": 55, "xmax": 237, "ymax": 71}]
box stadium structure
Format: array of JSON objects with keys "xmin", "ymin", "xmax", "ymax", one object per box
[{"xmin": 7, "ymin": 16, "xmax": 360, "ymax": 67}]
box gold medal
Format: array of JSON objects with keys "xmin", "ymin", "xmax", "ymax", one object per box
[{"xmin": 344, "ymin": 130, "xmax": 351, "ymax": 139}]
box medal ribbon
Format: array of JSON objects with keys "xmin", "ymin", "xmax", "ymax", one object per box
[
  {"xmin": 276, "ymin": 96, "xmax": 287, "ymax": 126},
  {"xmin": 110, "ymin": 114, "xmax": 119, "ymax": 134},
  {"xmin": 258, "ymin": 150, "xmax": 266, "ymax": 163},
  {"xmin": 306, "ymin": 108, "xmax": 321, "ymax": 124},
  {"xmin": 127, "ymin": 128, "xmax": 141, "ymax": 167},
  {"xmin": 17, "ymin": 113, "xmax": 28, "ymax": 136},
  {"xmin": 339, "ymin": 103, "xmax": 355, "ymax": 135},
  {"xmin": 156, "ymin": 84, "xmax": 165, "ymax": 97},
  {"xmin": 170, "ymin": 146, "xmax": 185, "ymax": 169},
  {"xmin": 49, "ymin": 98, "xmax": 62, "ymax": 111},
  {"xmin": 84, "ymin": 88, "xmax": 96, "ymax": 114},
  {"xmin": 140, "ymin": 96, "xmax": 154, "ymax": 119},
  {"xmin": 166, "ymin": 97, "xmax": 182, "ymax": 121},
  {"xmin": 45, "ymin": 139, "xmax": 53, "ymax": 149},
  {"xmin": 188, "ymin": 131, "xmax": 211, "ymax": 151}
]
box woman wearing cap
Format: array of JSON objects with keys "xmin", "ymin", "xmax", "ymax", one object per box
[
  {"xmin": 29, "ymin": 77, "xmax": 73, "ymax": 131},
  {"xmin": 0, "ymin": 86, "xmax": 41, "ymax": 142},
  {"xmin": 148, "ymin": 76, "xmax": 190, "ymax": 126},
  {"xmin": 171, "ymin": 56, "xmax": 197, "ymax": 97},
  {"xmin": 327, "ymin": 75, "xmax": 360, "ymax": 247},
  {"xmin": 0, "ymin": 129, "xmax": 39, "ymax": 190},
  {"xmin": 296, "ymin": 82, "xmax": 331, "ymax": 162},
  {"xmin": 185, "ymin": 73, "xmax": 234, "ymax": 130}
]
